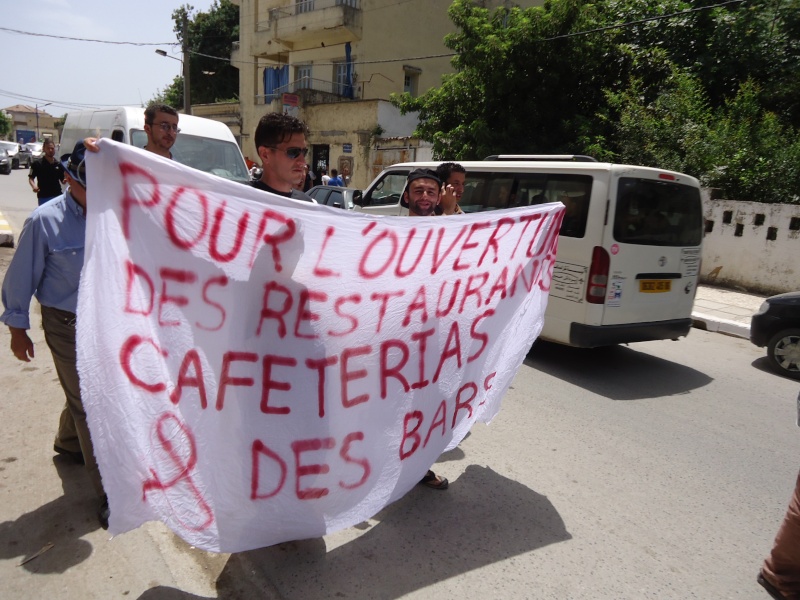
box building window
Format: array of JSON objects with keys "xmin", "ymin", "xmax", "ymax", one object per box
[
  {"xmin": 403, "ymin": 65, "xmax": 421, "ymax": 96},
  {"xmin": 296, "ymin": 0, "xmax": 314, "ymax": 15},
  {"xmin": 335, "ymin": 62, "xmax": 348, "ymax": 96},
  {"xmin": 296, "ymin": 65, "xmax": 312, "ymax": 90}
]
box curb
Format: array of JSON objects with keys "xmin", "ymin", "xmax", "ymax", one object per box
[
  {"xmin": 691, "ymin": 312, "xmax": 750, "ymax": 340},
  {"xmin": 0, "ymin": 211, "xmax": 13, "ymax": 248}
]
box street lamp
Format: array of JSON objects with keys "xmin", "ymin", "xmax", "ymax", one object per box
[
  {"xmin": 36, "ymin": 102, "xmax": 52, "ymax": 142},
  {"xmin": 155, "ymin": 45, "xmax": 191, "ymax": 115}
]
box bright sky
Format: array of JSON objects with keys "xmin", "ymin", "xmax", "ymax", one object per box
[{"xmin": 1, "ymin": 0, "xmax": 217, "ymax": 118}]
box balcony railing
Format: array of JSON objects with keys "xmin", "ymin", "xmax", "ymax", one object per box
[
  {"xmin": 267, "ymin": 0, "xmax": 360, "ymax": 21},
  {"xmin": 276, "ymin": 76, "xmax": 353, "ymax": 96}
]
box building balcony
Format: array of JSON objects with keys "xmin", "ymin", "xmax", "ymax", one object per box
[
  {"xmin": 257, "ymin": 77, "xmax": 355, "ymax": 106},
  {"xmin": 256, "ymin": 0, "xmax": 362, "ymax": 54}
]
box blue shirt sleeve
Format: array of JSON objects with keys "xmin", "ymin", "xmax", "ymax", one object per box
[{"xmin": 0, "ymin": 213, "xmax": 49, "ymax": 330}]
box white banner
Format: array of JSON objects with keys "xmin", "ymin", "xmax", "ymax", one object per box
[{"xmin": 78, "ymin": 140, "xmax": 564, "ymax": 552}]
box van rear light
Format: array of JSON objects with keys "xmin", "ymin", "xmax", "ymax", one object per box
[
  {"xmin": 658, "ymin": 173, "xmax": 676, "ymax": 181},
  {"xmin": 586, "ymin": 246, "xmax": 610, "ymax": 304}
]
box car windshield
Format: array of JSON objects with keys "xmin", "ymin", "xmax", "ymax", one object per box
[{"xmin": 0, "ymin": 141, "xmax": 17, "ymax": 151}]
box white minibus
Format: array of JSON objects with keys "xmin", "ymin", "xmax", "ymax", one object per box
[
  {"xmin": 354, "ymin": 156, "xmax": 704, "ymax": 348},
  {"xmin": 59, "ymin": 107, "xmax": 250, "ymax": 184}
]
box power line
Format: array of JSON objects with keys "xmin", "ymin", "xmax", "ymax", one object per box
[
  {"xmin": 0, "ymin": 88, "xmax": 140, "ymax": 111},
  {"xmin": 0, "ymin": 26, "xmax": 175, "ymax": 47}
]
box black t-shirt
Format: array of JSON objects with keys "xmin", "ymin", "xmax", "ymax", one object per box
[
  {"xmin": 29, "ymin": 158, "xmax": 65, "ymax": 200},
  {"xmin": 251, "ymin": 179, "xmax": 314, "ymax": 202}
]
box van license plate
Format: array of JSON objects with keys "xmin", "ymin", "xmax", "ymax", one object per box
[{"xmin": 639, "ymin": 280, "xmax": 671, "ymax": 293}]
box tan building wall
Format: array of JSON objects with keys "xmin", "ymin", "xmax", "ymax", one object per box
[{"xmin": 230, "ymin": 0, "xmax": 542, "ymax": 187}]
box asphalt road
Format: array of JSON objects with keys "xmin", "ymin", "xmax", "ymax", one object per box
[
  {"xmin": 0, "ymin": 169, "xmax": 798, "ymax": 599},
  {"xmin": 0, "ymin": 167, "xmax": 40, "ymax": 236}
]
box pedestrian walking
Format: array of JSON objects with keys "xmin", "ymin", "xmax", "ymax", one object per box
[
  {"xmin": 1, "ymin": 141, "xmax": 109, "ymax": 529},
  {"xmin": 758, "ymin": 389, "xmax": 800, "ymax": 599},
  {"xmin": 28, "ymin": 139, "xmax": 65, "ymax": 206}
]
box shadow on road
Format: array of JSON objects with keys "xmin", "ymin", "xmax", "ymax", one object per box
[
  {"xmin": 138, "ymin": 464, "xmax": 569, "ymax": 599},
  {"xmin": 525, "ymin": 340, "xmax": 713, "ymax": 400},
  {"xmin": 750, "ymin": 355, "xmax": 800, "ymax": 382},
  {"xmin": 0, "ymin": 457, "xmax": 97, "ymax": 573}
]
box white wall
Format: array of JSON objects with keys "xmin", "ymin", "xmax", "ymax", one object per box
[{"xmin": 700, "ymin": 193, "xmax": 800, "ymax": 294}]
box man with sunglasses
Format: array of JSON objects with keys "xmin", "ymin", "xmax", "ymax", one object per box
[
  {"xmin": 1, "ymin": 141, "xmax": 110, "ymax": 529},
  {"xmin": 252, "ymin": 112, "xmax": 314, "ymax": 202}
]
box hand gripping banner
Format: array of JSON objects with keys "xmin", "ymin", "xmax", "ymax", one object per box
[{"xmin": 77, "ymin": 140, "xmax": 564, "ymax": 552}]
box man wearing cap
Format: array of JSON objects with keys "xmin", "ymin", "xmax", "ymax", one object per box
[
  {"xmin": 403, "ymin": 168, "xmax": 443, "ymax": 217},
  {"xmin": 253, "ymin": 112, "xmax": 314, "ymax": 202},
  {"xmin": 1, "ymin": 141, "xmax": 109, "ymax": 528},
  {"xmin": 399, "ymin": 168, "xmax": 450, "ymax": 490}
]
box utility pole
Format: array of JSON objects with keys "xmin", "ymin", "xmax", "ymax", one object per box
[{"xmin": 182, "ymin": 14, "xmax": 191, "ymax": 115}]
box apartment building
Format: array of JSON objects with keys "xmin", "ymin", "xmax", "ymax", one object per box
[{"xmin": 230, "ymin": 0, "xmax": 541, "ymax": 188}]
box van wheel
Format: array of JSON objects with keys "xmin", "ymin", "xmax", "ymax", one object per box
[{"xmin": 767, "ymin": 328, "xmax": 800, "ymax": 379}]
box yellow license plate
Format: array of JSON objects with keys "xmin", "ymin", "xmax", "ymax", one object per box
[{"xmin": 639, "ymin": 280, "xmax": 671, "ymax": 293}]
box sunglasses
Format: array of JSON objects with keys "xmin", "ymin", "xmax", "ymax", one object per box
[{"xmin": 265, "ymin": 146, "xmax": 309, "ymax": 159}]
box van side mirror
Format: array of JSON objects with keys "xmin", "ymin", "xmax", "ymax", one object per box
[{"xmin": 352, "ymin": 190, "xmax": 364, "ymax": 206}]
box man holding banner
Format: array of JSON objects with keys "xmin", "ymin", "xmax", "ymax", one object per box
[
  {"xmin": 1, "ymin": 141, "xmax": 109, "ymax": 528},
  {"xmin": 252, "ymin": 112, "xmax": 314, "ymax": 202},
  {"xmin": 402, "ymin": 167, "xmax": 450, "ymax": 490}
]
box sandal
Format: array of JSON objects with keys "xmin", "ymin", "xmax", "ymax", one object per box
[
  {"xmin": 757, "ymin": 571, "xmax": 787, "ymax": 600},
  {"xmin": 419, "ymin": 469, "xmax": 449, "ymax": 490}
]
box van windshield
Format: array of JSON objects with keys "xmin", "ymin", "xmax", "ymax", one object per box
[
  {"xmin": 613, "ymin": 177, "xmax": 703, "ymax": 246},
  {"xmin": 131, "ymin": 129, "xmax": 250, "ymax": 184}
]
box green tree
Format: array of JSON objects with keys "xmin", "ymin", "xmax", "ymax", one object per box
[
  {"xmin": 394, "ymin": 0, "xmax": 624, "ymax": 160},
  {"xmin": 0, "ymin": 110, "xmax": 11, "ymax": 139},
  {"xmin": 704, "ymin": 81, "xmax": 800, "ymax": 204},
  {"xmin": 396, "ymin": 0, "xmax": 800, "ymax": 202},
  {"xmin": 606, "ymin": 65, "xmax": 714, "ymax": 176},
  {"xmin": 154, "ymin": 0, "xmax": 240, "ymax": 108}
]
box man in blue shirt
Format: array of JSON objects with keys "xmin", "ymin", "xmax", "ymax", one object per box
[
  {"xmin": 1, "ymin": 141, "xmax": 108, "ymax": 528},
  {"xmin": 328, "ymin": 168, "xmax": 344, "ymax": 187}
]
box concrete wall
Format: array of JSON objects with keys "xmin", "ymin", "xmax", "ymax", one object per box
[{"xmin": 700, "ymin": 193, "xmax": 800, "ymax": 295}]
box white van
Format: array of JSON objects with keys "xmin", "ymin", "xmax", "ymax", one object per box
[
  {"xmin": 59, "ymin": 107, "xmax": 250, "ymax": 184},
  {"xmin": 355, "ymin": 156, "xmax": 704, "ymax": 348}
]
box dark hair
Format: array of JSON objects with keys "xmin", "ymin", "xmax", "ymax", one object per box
[
  {"xmin": 331, "ymin": 169, "xmax": 338, "ymax": 176},
  {"xmin": 144, "ymin": 103, "xmax": 179, "ymax": 124},
  {"xmin": 436, "ymin": 162, "xmax": 466, "ymax": 183},
  {"xmin": 254, "ymin": 112, "xmax": 310, "ymax": 149}
]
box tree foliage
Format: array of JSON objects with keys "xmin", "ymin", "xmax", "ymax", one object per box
[
  {"xmin": 394, "ymin": 0, "xmax": 800, "ymax": 203},
  {"xmin": 152, "ymin": 0, "xmax": 240, "ymax": 108},
  {"xmin": 0, "ymin": 110, "xmax": 11, "ymax": 139}
]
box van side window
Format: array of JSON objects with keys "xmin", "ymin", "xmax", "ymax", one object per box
[{"xmin": 521, "ymin": 175, "xmax": 591, "ymax": 238}]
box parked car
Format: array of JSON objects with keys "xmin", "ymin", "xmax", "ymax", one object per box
[
  {"xmin": 750, "ymin": 291, "xmax": 800, "ymax": 379},
  {"xmin": 25, "ymin": 142, "xmax": 44, "ymax": 161},
  {"xmin": 307, "ymin": 185, "xmax": 362, "ymax": 210},
  {"xmin": 0, "ymin": 149, "xmax": 11, "ymax": 175},
  {"xmin": 0, "ymin": 141, "xmax": 31, "ymax": 169}
]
